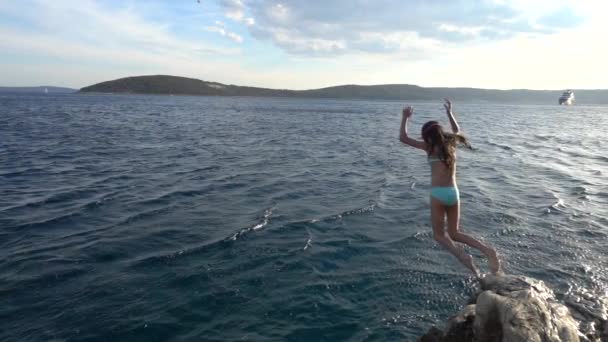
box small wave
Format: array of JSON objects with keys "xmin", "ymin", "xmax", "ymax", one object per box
[
  {"xmin": 89, "ymin": 174, "xmax": 134, "ymax": 186},
  {"xmin": 340, "ymin": 203, "xmax": 376, "ymax": 217},
  {"xmin": 411, "ymin": 231, "xmax": 431, "ymax": 241},
  {"xmin": 596, "ymin": 192, "xmax": 608, "ymax": 200},
  {"xmin": 577, "ymin": 228, "xmax": 608, "ymax": 239},
  {"xmin": 551, "ymin": 198, "xmax": 566, "ymax": 209},
  {"xmin": 252, "ymin": 208, "xmax": 273, "ymax": 230},
  {"xmin": 4, "ymin": 189, "xmax": 121, "ymax": 215},
  {"xmin": 533, "ymin": 134, "xmax": 552, "ymax": 141},
  {"xmin": 556, "ymin": 147, "xmax": 590, "ymax": 161},
  {"xmin": 120, "ymin": 205, "xmax": 176, "ymax": 225},
  {"xmin": 225, "ymin": 207, "xmax": 274, "ymax": 241},
  {"xmin": 592, "ymin": 155, "xmax": 608, "ymax": 163},
  {"xmin": 490, "ymin": 212, "xmax": 522, "ymax": 225},
  {"xmin": 303, "ymin": 228, "xmax": 313, "ymax": 251},
  {"xmin": 0, "ymin": 167, "xmax": 47, "ymax": 178},
  {"xmin": 495, "ymin": 227, "xmax": 519, "ymax": 236},
  {"xmin": 307, "ymin": 202, "xmax": 376, "ymax": 224},
  {"xmin": 7, "ymin": 211, "xmax": 79, "ymax": 231},
  {"xmin": 486, "ymin": 141, "xmax": 514, "ymax": 151},
  {"xmin": 128, "ymin": 239, "xmax": 224, "ymax": 268},
  {"xmin": 137, "ymin": 187, "xmax": 213, "ymax": 206},
  {"xmin": 5, "ymin": 267, "xmax": 87, "ymax": 294},
  {"xmin": 173, "ymin": 165, "xmax": 220, "ymax": 176},
  {"xmin": 571, "ymin": 186, "xmax": 588, "ymax": 196},
  {"xmin": 546, "ymin": 198, "xmax": 568, "ymax": 214},
  {"xmin": 2, "ymin": 188, "xmax": 101, "ymax": 212},
  {"xmin": 563, "ymin": 281, "xmax": 608, "ymax": 339}
]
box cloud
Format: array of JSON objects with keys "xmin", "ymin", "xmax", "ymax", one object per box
[
  {"xmin": 0, "ymin": 0, "xmax": 603, "ymax": 90},
  {"xmin": 0, "ymin": 0, "xmax": 239, "ymax": 56},
  {"xmin": 0, "ymin": 0, "xmax": 243, "ymax": 87},
  {"xmin": 219, "ymin": 0, "xmax": 255, "ymax": 24},
  {"xmin": 206, "ymin": 21, "xmax": 244, "ymax": 43},
  {"xmin": 217, "ymin": 0, "xmax": 586, "ymax": 56}
]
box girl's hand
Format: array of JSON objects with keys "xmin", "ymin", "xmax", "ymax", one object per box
[
  {"xmin": 402, "ymin": 106, "xmax": 414, "ymax": 118},
  {"xmin": 443, "ymin": 98, "xmax": 452, "ymax": 113},
  {"xmin": 444, "ymin": 98, "xmax": 461, "ymax": 133}
]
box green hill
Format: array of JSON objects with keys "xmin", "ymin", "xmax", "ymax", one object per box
[
  {"xmin": 80, "ymin": 75, "xmax": 608, "ymax": 104},
  {"xmin": 80, "ymin": 75, "xmax": 296, "ymax": 97}
]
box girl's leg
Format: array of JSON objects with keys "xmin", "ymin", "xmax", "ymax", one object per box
[
  {"xmin": 430, "ymin": 198, "xmax": 479, "ymax": 277},
  {"xmin": 445, "ymin": 202, "xmax": 501, "ymax": 274}
]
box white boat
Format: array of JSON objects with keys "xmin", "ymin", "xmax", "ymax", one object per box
[{"xmin": 558, "ymin": 90, "xmax": 574, "ymax": 105}]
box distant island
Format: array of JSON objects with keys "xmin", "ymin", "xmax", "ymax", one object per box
[
  {"xmin": 80, "ymin": 75, "xmax": 608, "ymax": 104},
  {"xmin": 0, "ymin": 86, "xmax": 76, "ymax": 94}
]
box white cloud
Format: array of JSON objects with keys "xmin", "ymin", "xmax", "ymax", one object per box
[
  {"xmin": 219, "ymin": 0, "xmax": 592, "ymax": 56},
  {"xmin": 1, "ymin": 0, "xmax": 606, "ymax": 89},
  {"xmin": 0, "ymin": 0, "xmax": 247, "ymax": 87},
  {"xmin": 0, "ymin": 0, "xmax": 238, "ymax": 56},
  {"xmin": 267, "ymin": 3, "xmax": 289, "ymax": 22},
  {"xmin": 219, "ymin": 0, "xmax": 255, "ymax": 24},
  {"xmin": 206, "ymin": 25, "xmax": 244, "ymax": 43},
  {"xmin": 226, "ymin": 9, "xmax": 244, "ymax": 21}
]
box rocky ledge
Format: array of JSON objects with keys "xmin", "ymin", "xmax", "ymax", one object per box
[{"xmin": 419, "ymin": 274, "xmax": 607, "ymax": 342}]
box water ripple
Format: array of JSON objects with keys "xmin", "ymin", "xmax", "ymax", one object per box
[{"xmin": 1, "ymin": 94, "xmax": 607, "ymax": 341}]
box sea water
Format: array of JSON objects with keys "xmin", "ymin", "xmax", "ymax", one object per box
[{"xmin": 1, "ymin": 94, "xmax": 606, "ymax": 341}]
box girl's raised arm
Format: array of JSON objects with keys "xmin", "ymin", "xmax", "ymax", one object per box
[
  {"xmin": 444, "ymin": 99, "xmax": 461, "ymax": 134},
  {"xmin": 399, "ymin": 106, "xmax": 427, "ymax": 151}
]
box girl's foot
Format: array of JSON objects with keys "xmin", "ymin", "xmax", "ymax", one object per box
[
  {"xmin": 487, "ymin": 250, "xmax": 502, "ymax": 275},
  {"xmin": 463, "ymin": 254, "xmax": 480, "ymax": 278}
]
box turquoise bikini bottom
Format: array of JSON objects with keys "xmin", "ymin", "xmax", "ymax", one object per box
[{"xmin": 430, "ymin": 186, "xmax": 460, "ymax": 206}]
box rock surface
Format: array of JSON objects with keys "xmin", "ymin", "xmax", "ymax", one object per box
[{"xmin": 419, "ymin": 274, "xmax": 608, "ymax": 342}]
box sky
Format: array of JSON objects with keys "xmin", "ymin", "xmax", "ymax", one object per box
[{"xmin": 0, "ymin": 0, "xmax": 606, "ymax": 90}]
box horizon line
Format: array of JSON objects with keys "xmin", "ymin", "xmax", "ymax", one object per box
[{"xmin": 2, "ymin": 74, "xmax": 605, "ymax": 92}]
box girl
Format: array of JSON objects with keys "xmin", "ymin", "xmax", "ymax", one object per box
[{"xmin": 399, "ymin": 99, "xmax": 501, "ymax": 276}]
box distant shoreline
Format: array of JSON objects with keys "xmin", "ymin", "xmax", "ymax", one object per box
[
  {"xmin": 0, "ymin": 86, "xmax": 76, "ymax": 94},
  {"xmin": 3, "ymin": 76, "xmax": 608, "ymax": 104},
  {"xmin": 78, "ymin": 75, "xmax": 608, "ymax": 105}
]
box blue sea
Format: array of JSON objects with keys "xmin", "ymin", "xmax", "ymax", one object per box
[{"xmin": 1, "ymin": 93, "xmax": 607, "ymax": 341}]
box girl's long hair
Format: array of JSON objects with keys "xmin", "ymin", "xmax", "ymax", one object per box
[{"xmin": 421, "ymin": 121, "xmax": 472, "ymax": 170}]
